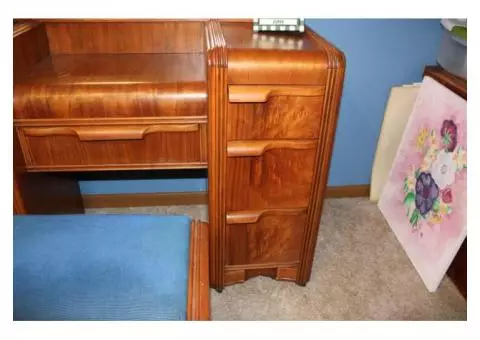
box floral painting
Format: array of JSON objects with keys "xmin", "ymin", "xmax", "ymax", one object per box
[{"xmin": 378, "ymin": 76, "xmax": 467, "ymax": 292}]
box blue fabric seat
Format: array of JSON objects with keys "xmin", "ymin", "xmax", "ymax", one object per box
[{"xmin": 13, "ymin": 214, "xmax": 191, "ymax": 321}]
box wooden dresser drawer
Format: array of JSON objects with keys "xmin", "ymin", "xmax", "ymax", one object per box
[
  {"xmin": 228, "ymin": 85, "xmax": 325, "ymax": 140},
  {"xmin": 226, "ymin": 140, "xmax": 316, "ymax": 211},
  {"xmin": 226, "ymin": 208, "xmax": 307, "ymax": 266},
  {"xmin": 16, "ymin": 123, "xmax": 207, "ymax": 171}
]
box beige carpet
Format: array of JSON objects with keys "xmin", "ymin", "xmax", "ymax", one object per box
[{"xmin": 87, "ymin": 197, "xmax": 467, "ymax": 320}]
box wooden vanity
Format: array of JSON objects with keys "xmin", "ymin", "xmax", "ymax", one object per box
[{"xmin": 13, "ymin": 19, "xmax": 345, "ymax": 292}]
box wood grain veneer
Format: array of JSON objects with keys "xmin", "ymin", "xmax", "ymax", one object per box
[
  {"xmin": 205, "ymin": 20, "xmax": 228, "ymax": 291},
  {"xmin": 13, "ymin": 22, "xmax": 50, "ymax": 84},
  {"xmin": 226, "ymin": 146, "xmax": 316, "ymax": 211},
  {"xmin": 221, "ymin": 22, "xmax": 329, "ymax": 85},
  {"xmin": 13, "ymin": 21, "xmax": 84, "ymax": 214},
  {"xmin": 22, "ymin": 124, "xmax": 200, "ymax": 141},
  {"xmin": 227, "ymin": 95, "xmax": 325, "ymax": 140},
  {"xmin": 17, "ymin": 123, "xmax": 207, "ymax": 171},
  {"xmin": 228, "ymin": 85, "xmax": 325, "ymax": 102},
  {"xmin": 13, "ymin": 19, "xmax": 346, "ymax": 294},
  {"xmin": 187, "ymin": 220, "xmax": 210, "ymax": 320},
  {"xmin": 14, "ymin": 54, "xmax": 207, "ymax": 119},
  {"xmin": 226, "ymin": 208, "xmax": 307, "ymax": 266},
  {"xmin": 44, "ymin": 21, "xmax": 205, "ymax": 54},
  {"xmin": 207, "ymin": 20, "xmax": 346, "ymax": 290}
]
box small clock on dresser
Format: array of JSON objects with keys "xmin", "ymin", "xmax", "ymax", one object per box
[{"xmin": 253, "ymin": 18, "xmax": 305, "ymax": 33}]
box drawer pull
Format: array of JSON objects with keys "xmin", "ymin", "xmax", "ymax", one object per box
[
  {"xmin": 227, "ymin": 140, "xmax": 316, "ymax": 157},
  {"xmin": 229, "ymin": 85, "xmax": 324, "ymax": 103},
  {"xmin": 22, "ymin": 124, "xmax": 199, "ymax": 141},
  {"xmin": 226, "ymin": 208, "xmax": 307, "ymax": 224}
]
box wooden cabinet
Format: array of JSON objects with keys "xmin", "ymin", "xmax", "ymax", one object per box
[
  {"xmin": 206, "ymin": 21, "xmax": 345, "ymax": 290},
  {"xmin": 226, "ymin": 142, "xmax": 317, "ymax": 210},
  {"xmin": 16, "ymin": 122, "xmax": 207, "ymax": 171},
  {"xmin": 227, "ymin": 88, "xmax": 325, "ymax": 140},
  {"xmin": 13, "ymin": 19, "xmax": 345, "ymax": 292},
  {"xmin": 226, "ymin": 208, "xmax": 307, "ymax": 266}
]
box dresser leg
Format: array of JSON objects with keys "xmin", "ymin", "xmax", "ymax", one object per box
[
  {"xmin": 295, "ymin": 276, "xmax": 309, "ymax": 287},
  {"xmin": 14, "ymin": 171, "xmax": 84, "ymax": 214}
]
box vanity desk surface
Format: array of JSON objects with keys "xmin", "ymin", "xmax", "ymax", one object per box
[{"xmin": 13, "ymin": 19, "xmax": 345, "ymax": 291}]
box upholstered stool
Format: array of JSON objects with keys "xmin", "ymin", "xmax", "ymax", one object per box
[{"xmin": 13, "ymin": 214, "xmax": 209, "ymax": 321}]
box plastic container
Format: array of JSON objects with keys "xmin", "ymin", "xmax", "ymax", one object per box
[{"xmin": 437, "ymin": 19, "xmax": 467, "ymax": 80}]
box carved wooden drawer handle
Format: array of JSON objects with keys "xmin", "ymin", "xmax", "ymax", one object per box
[
  {"xmin": 228, "ymin": 85, "xmax": 325, "ymax": 103},
  {"xmin": 227, "ymin": 140, "xmax": 317, "ymax": 157},
  {"xmin": 226, "ymin": 208, "xmax": 307, "ymax": 224},
  {"xmin": 22, "ymin": 124, "xmax": 199, "ymax": 141}
]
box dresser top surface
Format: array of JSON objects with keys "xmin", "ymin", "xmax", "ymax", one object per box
[
  {"xmin": 221, "ymin": 22, "xmax": 320, "ymax": 51},
  {"xmin": 17, "ymin": 53, "xmax": 206, "ymax": 86}
]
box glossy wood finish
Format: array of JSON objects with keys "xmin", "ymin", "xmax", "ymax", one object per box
[
  {"xmin": 222, "ymin": 22, "xmax": 329, "ymax": 85},
  {"xmin": 13, "ymin": 22, "xmax": 50, "ymax": 84},
  {"xmin": 13, "ymin": 19, "xmax": 346, "ymax": 293},
  {"xmin": 224, "ymin": 265, "xmax": 299, "ymax": 286},
  {"xmin": 14, "ymin": 22, "xmax": 208, "ymax": 174},
  {"xmin": 13, "ymin": 22, "xmax": 84, "ymax": 215},
  {"xmin": 227, "ymin": 139, "xmax": 317, "ymax": 156},
  {"xmin": 227, "ymin": 96, "xmax": 325, "ymax": 140},
  {"xmin": 44, "ymin": 21, "xmax": 205, "ymax": 54},
  {"xmin": 14, "ymin": 129, "xmax": 84, "ymax": 214},
  {"xmin": 424, "ymin": 65, "xmax": 467, "ymax": 300},
  {"xmin": 228, "ymin": 85, "xmax": 325, "ymax": 102},
  {"xmin": 14, "ymin": 54, "xmax": 207, "ymax": 119},
  {"xmin": 22, "ymin": 124, "xmax": 200, "ymax": 141},
  {"xmin": 17, "ymin": 123, "xmax": 207, "ymax": 171},
  {"xmin": 226, "ymin": 146, "xmax": 316, "ymax": 211},
  {"xmin": 206, "ymin": 20, "xmax": 346, "ymax": 290},
  {"xmin": 187, "ymin": 220, "xmax": 210, "ymax": 320},
  {"xmin": 205, "ymin": 20, "xmax": 228, "ymax": 291},
  {"xmin": 297, "ymin": 30, "xmax": 345, "ymax": 285},
  {"xmin": 226, "ymin": 208, "xmax": 307, "ymax": 265}
]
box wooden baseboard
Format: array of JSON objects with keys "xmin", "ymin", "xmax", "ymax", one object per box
[
  {"xmin": 83, "ymin": 184, "xmax": 370, "ymax": 209},
  {"xmin": 324, "ymin": 184, "xmax": 371, "ymax": 198}
]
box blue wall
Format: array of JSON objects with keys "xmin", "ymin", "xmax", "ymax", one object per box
[{"xmin": 80, "ymin": 19, "xmax": 443, "ymax": 195}]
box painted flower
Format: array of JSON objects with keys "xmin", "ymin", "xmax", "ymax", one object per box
[
  {"xmin": 406, "ymin": 176, "xmax": 415, "ymax": 192},
  {"xmin": 453, "ymin": 145, "xmax": 467, "ymax": 171},
  {"xmin": 420, "ymin": 147, "xmax": 438, "ymax": 171},
  {"xmin": 438, "ymin": 199, "xmax": 450, "ymax": 215},
  {"xmin": 428, "ymin": 130, "xmax": 439, "ymax": 149},
  {"xmin": 415, "ymin": 172, "xmax": 439, "ymax": 216},
  {"xmin": 416, "ymin": 128, "xmax": 429, "ymax": 150},
  {"xmin": 428, "ymin": 212, "xmax": 443, "ymax": 225},
  {"xmin": 441, "ymin": 120, "xmax": 458, "ymax": 152},
  {"xmin": 441, "ymin": 188, "xmax": 453, "ymax": 204},
  {"xmin": 431, "ymin": 150, "xmax": 456, "ymax": 189},
  {"xmin": 404, "ymin": 165, "xmax": 417, "ymax": 192}
]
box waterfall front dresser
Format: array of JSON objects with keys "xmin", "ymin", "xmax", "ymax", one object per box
[{"xmin": 13, "ymin": 19, "xmax": 346, "ymax": 292}]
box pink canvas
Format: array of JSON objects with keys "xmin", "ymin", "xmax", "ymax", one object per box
[{"xmin": 378, "ymin": 76, "xmax": 467, "ymax": 292}]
